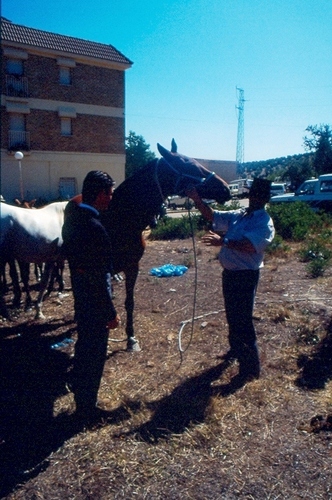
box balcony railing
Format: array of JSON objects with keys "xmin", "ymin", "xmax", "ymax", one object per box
[
  {"xmin": 6, "ymin": 75, "xmax": 29, "ymax": 98},
  {"xmin": 8, "ymin": 130, "xmax": 30, "ymax": 151}
]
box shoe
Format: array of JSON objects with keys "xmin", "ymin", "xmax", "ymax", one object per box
[
  {"xmin": 74, "ymin": 405, "xmax": 113, "ymax": 426},
  {"xmin": 237, "ymin": 371, "xmax": 259, "ymax": 383},
  {"xmin": 238, "ymin": 345, "xmax": 260, "ymax": 379},
  {"xmin": 219, "ymin": 372, "xmax": 259, "ymax": 396},
  {"xmin": 238, "ymin": 364, "xmax": 260, "ymax": 381}
]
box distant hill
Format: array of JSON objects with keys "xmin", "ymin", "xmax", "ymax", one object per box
[{"xmin": 240, "ymin": 152, "xmax": 313, "ymax": 179}]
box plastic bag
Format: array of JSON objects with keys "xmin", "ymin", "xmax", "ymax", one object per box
[
  {"xmin": 150, "ymin": 264, "xmax": 188, "ymax": 277},
  {"xmin": 50, "ymin": 338, "xmax": 74, "ymax": 349}
]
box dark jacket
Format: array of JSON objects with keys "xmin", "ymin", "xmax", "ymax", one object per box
[{"xmin": 62, "ymin": 203, "xmax": 116, "ymax": 323}]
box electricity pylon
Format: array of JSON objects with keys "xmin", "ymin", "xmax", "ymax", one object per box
[{"xmin": 236, "ymin": 87, "xmax": 245, "ymax": 174}]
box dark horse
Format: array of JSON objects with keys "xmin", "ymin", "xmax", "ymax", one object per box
[{"xmin": 101, "ymin": 141, "xmax": 231, "ymax": 351}]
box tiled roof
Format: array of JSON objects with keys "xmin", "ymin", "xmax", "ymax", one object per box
[{"xmin": 1, "ymin": 18, "xmax": 132, "ymax": 66}]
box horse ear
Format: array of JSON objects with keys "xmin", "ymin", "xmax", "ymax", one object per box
[
  {"xmin": 157, "ymin": 143, "xmax": 170, "ymax": 158},
  {"xmin": 171, "ymin": 139, "xmax": 177, "ymax": 153}
]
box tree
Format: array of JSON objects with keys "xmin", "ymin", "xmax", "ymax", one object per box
[
  {"xmin": 303, "ymin": 124, "xmax": 332, "ymax": 176},
  {"xmin": 281, "ymin": 155, "xmax": 314, "ymax": 190},
  {"xmin": 125, "ymin": 131, "xmax": 156, "ymax": 178}
]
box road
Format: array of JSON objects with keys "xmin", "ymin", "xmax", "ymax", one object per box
[{"xmin": 167, "ymin": 197, "xmax": 248, "ymax": 218}]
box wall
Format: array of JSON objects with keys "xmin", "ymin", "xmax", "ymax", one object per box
[
  {"xmin": 1, "ymin": 151, "xmax": 125, "ymax": 203},
  {"xmin": 1, "ymin": 43, "xmax": 127, "ymax": 201}
]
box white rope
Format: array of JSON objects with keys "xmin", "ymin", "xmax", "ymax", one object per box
[
  {"xmin": 176, "ymin": 206, "xmax": 197, "ymax": 360},
  {"xmin": 178, "ymin": 309, "xmax": 224, "ymax": 352},
  {"xmin": 108, "ymin": 336, "xmax": 127, "ymax": 343}
]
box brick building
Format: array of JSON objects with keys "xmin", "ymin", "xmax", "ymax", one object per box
[{"xmin": 1, "ymin": 18, "xmax": 132, "ymax": 202}]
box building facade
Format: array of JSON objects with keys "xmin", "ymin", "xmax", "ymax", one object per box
[
  {"xmin": 1, "ymin": 18, "xmax": 132, "ymax": 203},
  {"xmin": 197, "ymin": 158, "xmax": 238, "ymax": 184}
]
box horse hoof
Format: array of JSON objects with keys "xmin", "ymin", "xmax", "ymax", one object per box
[
  {"xmin": 127, "ymin": 337, "xmax": 141, "ymax": 352},
  {"xmin": 35, "ymin": 311, "xmax": 46, "ymax": 320}
]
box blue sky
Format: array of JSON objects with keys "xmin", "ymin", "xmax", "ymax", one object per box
[{"xmin": 2, "ymin": 0, "xmax": 332, "ymax": 162}]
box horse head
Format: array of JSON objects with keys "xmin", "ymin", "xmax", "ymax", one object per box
[{"xmin": 157, "ymin": 141, "xmax": 231, "ymax": 204}]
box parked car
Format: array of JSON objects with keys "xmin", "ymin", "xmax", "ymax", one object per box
[
  {"xmin": 167, "ymin": 195, "xmax": 194, "ymax": 210},
  {"xmin": 270, "ymin": 183, "xmax": 286, "ymax": 197},
  {"xmin": 270, "ymin": 174, "xmax": 332, "ymax": 212}
]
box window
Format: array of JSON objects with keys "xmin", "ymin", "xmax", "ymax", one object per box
[
  {"xmin": 59, "ymin": 177, "xmax": 77, "ymax": 199},
  {"xmin": 8, "ymin": 113, "xmax": 30, "ymax": 150},
  {"xmin": 6, "ymin": 59, "xmax": 23, "ymax": 76},
  {"xmin": 59, "ymin": 66, "xmax": 71, "ymax": 85},
  {"xmin": 60, "ymin": 117, "xmax": 72, "ymax": 136},
  {"xmin": 9, "ymin": 114, "xmax": 25, "ymax": 132},
  {"xmin": 320, "ymin": 181, "xmax": 332, "ymax": 192}
]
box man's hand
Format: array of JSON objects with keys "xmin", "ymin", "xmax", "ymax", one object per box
[
  {"xmin": 185, "ymin": 187, "xmax": 214, "ymax": 222},
  {"xmin": 201, "ymin": 230, "xmax": 222, "ymax": 246},
  {"xmin": 185, "ymin": 186, "xmax": 200, "ymax": 203},
  {"xmin": 107, "ymin": 314, "xmax": 121, "ymax": 329}
]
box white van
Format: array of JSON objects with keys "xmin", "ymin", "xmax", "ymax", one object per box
[
  {"xmin": 229, "ymin": 178, "xmax": 252, "ymax": 198},
  {"xmin": 229, "ymin": 184, "xmax": 239, "ymax": 198},
  {"xmin": 270, "ymin": 183, "xmax": 286, "ymax": 197}
]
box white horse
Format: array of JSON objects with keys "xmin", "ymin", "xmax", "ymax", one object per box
[{"xmin": 0, "ymin": 201, "xmax": 68, "ymax": 318}]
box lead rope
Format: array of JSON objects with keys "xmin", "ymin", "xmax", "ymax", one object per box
[
  {"xmin": 177, "ymin": 203, "xmax": 223, "ymax": 364},
  {"xmin": 177, "ymin": 203, "xmax": 198, "ymax": 363}
]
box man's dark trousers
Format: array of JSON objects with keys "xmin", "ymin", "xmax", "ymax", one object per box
[{"xmin": 222, "ymin": 268, "xmax": 260, "ymax": 378}]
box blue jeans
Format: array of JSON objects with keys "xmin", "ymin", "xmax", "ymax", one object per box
[{"xmin": 222, "ymin": 268, "xmax": 260, "ymax": 377}]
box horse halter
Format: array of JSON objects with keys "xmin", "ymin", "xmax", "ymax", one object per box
[{"xmin": 154, "ymin": 157, "xmax": 216, "ymax": 201}]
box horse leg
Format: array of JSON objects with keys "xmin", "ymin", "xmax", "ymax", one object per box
[
  {"xmin": 56, "ymin": 259, "xmax": 65, "ymax": 296},
  {"xmin": 124, "ymin": 264, "xmax": 141, "ymax": 352},
  {"xmin": 0, "ymin": 259, "xmax": 10, "ymax": 319},
  {"xmin": 8, "ymin": 259, "xmax": 22, "ymax": 308},
  {"xmin": 34, "ymin": 263, "xmax": 43, "ymax": 282},
  {"xmin": 46, "ymin": 259, "xmax": 65, "ymax": 297},
  {"xmin": 0, "ymin": 259, "xmax": 8, "ymax": 292},
  {"xmin": 18, "ymin": 261, "xmax": 33, "ymax": 311},
  {"xmin": 0, "ymin": 282, "xmax": 9, "ymax": 318},
  {"xmin": 35, "ymin": 261, "xmax": 54, "ymax": 319},
  {"xmin": 45, "ymin": 263, "xmax": 55, "ymax": 297}
]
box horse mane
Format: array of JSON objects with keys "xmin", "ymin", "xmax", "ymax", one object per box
[{"xmin": 110, "ymin": 159, "xmax": 163, "ymax": 217}]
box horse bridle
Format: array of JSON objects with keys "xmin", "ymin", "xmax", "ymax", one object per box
[{"xmin": 154, "ymin": 158, "xmax": 216, "ymax": 202}]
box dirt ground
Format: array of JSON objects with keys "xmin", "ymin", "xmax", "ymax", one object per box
[{"xmin": 1, "ymin": 235, "xmax": 332, "ymax": 498}]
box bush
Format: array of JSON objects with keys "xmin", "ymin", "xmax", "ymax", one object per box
[
  {"xmin": 268, "ymin": 202, "xmax": 324, "ymax": 241},
  {"xmin": 150, "ymin": 214, "xmax": 207, "ymax": 240},
  {"xmin": 298, "ymin": 238, "xmax": 332, "ymax": 277},
  {"xmin": 299, "ymin": 239, "xmax": 332, "ymax": 263},
  {"xmin": 214, "ymin": 200, "xmax": 242, "ymax": 211},
  {"xmin": 306, "ymin": 259, "xmax": 330, "ymax": 278},
  {"xmin": 265, "ymin": 234, "xmax": 290, "ymax": 256}
]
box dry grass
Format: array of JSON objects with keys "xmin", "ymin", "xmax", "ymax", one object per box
[{"xmin": 1, "ymin": 237, "xmax": 332, "ymax": 499}]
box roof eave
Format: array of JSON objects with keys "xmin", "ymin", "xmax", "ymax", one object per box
[{"xmin": 1, "ymin": 40, "xmax": 133, "ymax": 70}]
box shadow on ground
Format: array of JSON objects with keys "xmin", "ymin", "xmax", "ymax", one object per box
[
  {"xmin": 117, "ymin": 360, "xmax": 247, "ymax": 443},
  {"xmin": 0, "ymin": 321, "xmax": 133, "ymax": 497},
  {"xmin": 296, "ymin": 320, "xmax": 332, "ymax": 389}
]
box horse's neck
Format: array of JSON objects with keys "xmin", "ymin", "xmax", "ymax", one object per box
[
  {"xmin": 107, "ymin": 161, "xmax": 181, "ymax": 233},
  {"xmin": 154, "ymin": 159, "xmax": 181, "ymax": 198}
]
